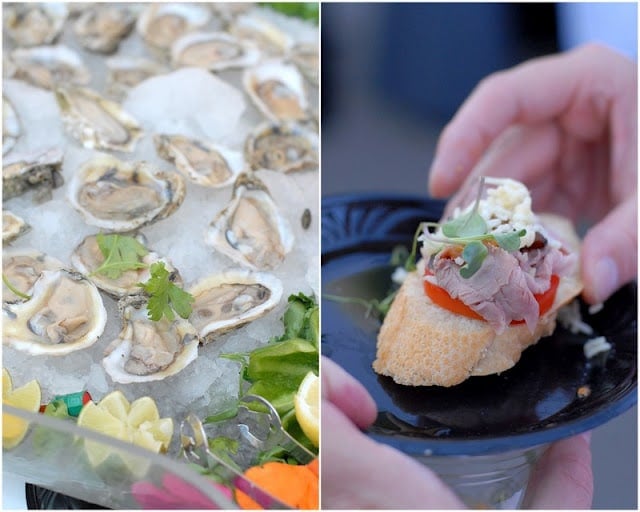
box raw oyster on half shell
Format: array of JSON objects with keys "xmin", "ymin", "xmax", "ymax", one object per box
[
  {"xmin": 3, "ymin": 95, "xmax": 21, "ymax": 156},
  {"xmin": 154, "ymin": 133, "xmax": 243, "ymax": 189},
  {"xmin": 243, "ymin": 60, "xmax": 309, "ymax": 123},
  {"xmin": 188, "ymin": 269, "xmax": 282, "ymax": 343},
  {"xmin": 4, "ymin": 3, "xmax": 68, "ymax": 47},
  {"xmin": 289, "ymin": 42, "xmax": 318, "ymax": 86},
  {"xmin": 229, "ymin": 15, "xmax": 293, "ymax": 56},
  {"xmin": 2, "ymin": 211, "xmax": 30, "ymax": 244},
  {"xmin": 73, "ymin": 5, "xmax": 135, "ymax": 54},
  {"xmin": 67, "ymin": 155, "xmax": 186, "ymax": 232},
  {"xmin": 3, "ymin": 147, "xmax": 64, "ymax": 202},
  {"xmin": 205, "ymin": 172, "xmax": 294, "ymax": 270},
  {"xmin": 136, "ymin": 3, "xmax": 211, "ymax": 56},
  {"xmin": 3, "ymin": 249, "xmax": 64, "ymax": 303},
  {"xmin": 55, "ymin": 86, "xmax": 143, "ymax": 152},
  {"xmin": 102, "ymin": 295, "xmax": 199, "ymax": 383},
  {"xmin": 71, "ymin": 233, "xmax": 182, "ymax": 298},
  {"xmin": 9, "ymin": 45, "xmax": 91, "ymax": 90},
  {"xmin": 245, "ymin": 122, "xmax": 318, "ymax": 174},
  {"xmin": 171, "ymin": 32, "xmax": 261, "ymax": 71},
  {"xmin": 3, "ymin": 269, "xmax": 107, "ymax": 356}
]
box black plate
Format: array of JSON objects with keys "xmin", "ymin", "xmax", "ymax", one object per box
[{"xmin": 321, "ymin": 194, "xmax": 637, "ymax": 456}]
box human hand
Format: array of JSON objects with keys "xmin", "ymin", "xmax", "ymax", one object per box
[
  {"xmin": 428, "ymin": 44, "xmax": 637, "ymax": 305},
  {"xmin": 321, "ymin": 357, "xmax": 593, "ymax": 509}
]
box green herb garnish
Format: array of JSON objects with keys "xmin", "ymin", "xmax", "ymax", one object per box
[
  {"xmin": 138, "ymin": 261, "xmax": 194, "ymax": 322},
  {"xmin": 2, "ymin": 273, "xmax": 31, "ymax": 300},
  {"xmin": 93, "ymin": 233, "xmax": 148, "ymax": 279},
  {"xmin": 261, "ymin": 2, "xmax": 319, "ymax": 23}
]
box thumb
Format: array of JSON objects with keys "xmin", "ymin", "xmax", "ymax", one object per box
[{"xmin": 581, "ymin": 195, "xmax": 637, "ymax": 304}]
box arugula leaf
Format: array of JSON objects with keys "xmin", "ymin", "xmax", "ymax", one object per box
[
  {"xmin": 93, "ymin": 233, "xmax": 149, "ymax": 280},
  {"xmin": 459, "ymin": 241, "xmax": 488, "ymax": 278},
  {"xmin": 138, "ymin": 261, "xmax": 194, "ymax": 322},
  {"xmin": 442, "ymin": 210, "xmax": 488, "ymax": 238},
  {"xmin": 494, "ymin": 229, "xmax": 527, "ymax": 252}
]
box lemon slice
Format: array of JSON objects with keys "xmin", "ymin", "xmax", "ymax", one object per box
[
  {"xmin": 294, "ymin": 371, "xmax": 319, "ymax": 447},
  {"xmin": 77, "ymin": 390, "xmax": 173, "ymax": 472},
  {"xmin": 2, "ymin": 368, "xmax": 42, "ymax": 450}
]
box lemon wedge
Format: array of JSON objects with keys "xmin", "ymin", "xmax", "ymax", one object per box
[
  {"xmin": 294, "ymin": 371, "xmax": 319, "ymax": 447},
  {"xmin": 3, "ymin": 368, "xmax": 42, "ymax": 450}
]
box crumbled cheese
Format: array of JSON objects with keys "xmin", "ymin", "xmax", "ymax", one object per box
[
  {"xmin": 391, "ymin": 266, "xmax": 408, "ymax": 285},
  {"xmin": 557, "ymin": 300, "xmax": 595, "ymax": 335},
  {"xmin": 583, "ymin": 336, "xmax": 612, "ymax": 359}
]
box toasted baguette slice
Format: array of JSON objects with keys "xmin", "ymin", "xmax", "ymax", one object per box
[{"xmin": 373, "ymin": 213, "xmax": 583, "ymax": 387}]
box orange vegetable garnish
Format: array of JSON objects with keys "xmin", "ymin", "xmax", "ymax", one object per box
[
  {"xmin": 235, "ymin": 459, "xmax": 319, "ymax": 510},
  {"xmin": 423, "ymin": 269, "xmax": 559, "ymax": 323}
]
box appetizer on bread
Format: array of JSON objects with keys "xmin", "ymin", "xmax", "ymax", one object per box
[{"xmin": 374, "ymin": 177, "xmax": 583, "ymax": 387}]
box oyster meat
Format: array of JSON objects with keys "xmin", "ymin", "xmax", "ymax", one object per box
[
  {"xmin": 71, "ymin": 233, "xmax": 182, "ymax": 298},
  {"xmin": 229, "ymin": 15, "xmax": 293, "ymax": 56},
  {"xmin": 245, "ymin": 122, "xmax": 318, "ymax": 174},
  {"xmin": 55, "ymin": 86, "xmax": 143, "ymax": 152},
  {"xmin": 3, "ymin": 269, "xmax": 107, "ymax": 356},
  {"xmin": 4, "ymin": 3, "xmax": 67, "ymax": 47},
  {"xmin": 136, "ymin": 3, "xmax": 211, "ymax": 55},
  {"xmin": 3, "ymin": 95, "xmax": 21, "ymax": 156},
  {"xmin": 106, "ymin": 56, "xmax": 167, "ymax": 100},
  {"xmin": 9, "ymin": 45, "xmax": 91, "ymax": 90},
  {"xmin": 243, "ymin": 60, "xmax": 309, "ymax": 123},
  {"xmin": 102, "ymin": 295, "xmax": 199, "ymax": 383},
  {"xmin": 73, "ymin": 5, "xmax": 135, "ymax": 54},
  {"xmin": 171, "ymin": 32, "xmax": 261, "ymax": 71},
  {"xmin": 3, "ymin": 147, "xmax": 64, "ymax": 202},
  {"xmin": 205, "ymin": 172, "xmax": 294, "ymax": 270},
  {"xmin": 188, "ymin": 269, "xmax": 282, "ymax": 343},
  {"xmin": 154, "ymin": 133, "xmax": 243, "ymax": 189},
  {"xmin": 67, "ymin": 154, "xmax": 186, "ymax": 232},
  {"xmin": 3, "ymin": 211, "xmax": 30, "ymax": 244},
  {"xmin": 3, "ymin": 249, "xmax": 64, "ymax": 303}
]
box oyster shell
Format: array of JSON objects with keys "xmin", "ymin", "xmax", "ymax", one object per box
[
  {"xmin": 229, "ymin": 15, "xmax": 293, "ymax": 56},
  {"xmin": 245, "ymin": 122, "xmax": 318, "ymax": 174},
  {"xmin": 210, "ymin": 3, "xmax": 253, "ymax": 26},
  {"xmin": 188, "ymin": 269, "xmax": 282, "ymax": 343},
  {"xmin": 73, "ymin": 5, "xmax": 135, "ymax": 54},
  {"xmin": 102, "ymin": 295, "xmax": 199, "ymax": 383},
  {"xmin": 3, "ymin": 147, "xmax": 64, "ymax": 202},
  {"xmin": 171, "ymin": 32, "xmax": 261, "ymax": 71},
  {"xmin": 3, "ymin": 95, "xmax": 21, "ymax": 156},
  {"xmin": 243, "ymin": 60, "xmax": 309, "ymax": 123},
  {"xmin": 67, "ymin": 155, "xmax": 186, "ymax": 232},
  {"xmin": 3, "ymin": 249, "xmax": 64, "ymax": 303},
  {"xmin": 71, "ymin": 233, "xmax": 182, "ymax": 298},
  {"xmin": 154, "ymin": 133, "xmax": 243, "ymax": 189},
  {"xmin": 9, "ymin": 45, "xmax": 91, "ymax": 90},
  {"xmin": 3, "ymin": 269, "xmax": 107, "ymax": 356},
  {"xmin": 3, "ymin": 211, "xmax": 30, "ymax": 244},
  {"xmin": 106, "ymin": 56, "xmax": 167, "ymax": 100},
  {"xmin": 289, "ymin": 42, "xmax": 318, "ymax": 86},
  {"xmin": 4, "ymin": 3, "xmax": 67, "ymax": 47},
  {"xmin": 55, "ymin": 86, "xmax": 143, "ymax": 152},
  {"xmin": 136, "ymin": 3, "xmax": 211, "ymax": 55},
  {"xmin": 205, "ymin": 172, "xmax": 294, "ymax": 270}
]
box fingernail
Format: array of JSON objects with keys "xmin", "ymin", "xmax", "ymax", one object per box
[
  {"xmin": 580, "ymin": 431, "xmax": 592, "ymax": 445},
  {"xmin": 593, "ymin": 257, "xmax": 618, "ymax": 302}
]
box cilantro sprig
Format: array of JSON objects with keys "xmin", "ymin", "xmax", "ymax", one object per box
[
  {"xmin": 92, "ymin": 233, "xmax": 149, "ymax": 280},
  {"xmin": 138, "ymin": 261, "xmax": 194, "ymax": 322},
  {"xmin": 92, "ymin": 233, "xmax": 194, "ymax": 322}
]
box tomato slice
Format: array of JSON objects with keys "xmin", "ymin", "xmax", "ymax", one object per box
[{"xmin": 423, "ymin": 271, "xmax": 560, "ymax": 324}]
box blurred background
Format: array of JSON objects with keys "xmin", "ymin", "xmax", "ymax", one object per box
[{"xmin": 321, "ymin": 2, "xmax": 637, "ymax": 509}]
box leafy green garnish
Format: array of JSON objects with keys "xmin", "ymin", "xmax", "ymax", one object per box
[
  {"xmin": 138, "ymin": 261, "xmax": 194, "ymax": 322},
  {"xmin": 93, "ymin": 233, "xmax": 148, "ymax": 279},
  {"xmin": 459, "ymin": 241, "xmax": 488, "ymax": 278},
  {"xmin": 2, "ymin": 273, "xmax": 31, "ymax": 300},
  {"xmin": 261, "ymin": 2, "xmax": 319, "ymax": 23},
  {"xmin": 322, "ymin": 291, "xmax": 397, "ymax": 319}
]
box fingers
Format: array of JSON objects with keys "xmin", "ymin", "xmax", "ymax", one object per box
[
  {"xmin": 321, "ymin": 400, "xmax": 464, "ymax": 509},
  {"xmin": 581, "ymin": 195, "xmax": 638, "ymax": 303},
  {"xmin": 429, "ymin": 44, "xmax": 635, "ymax": 197},
  {"xmin": 522, "ymin": 432, "xmax": 593, "ymax": 509},
  {"xmin": 321, "ymin": 356, "xmax": 377, "ymax": 428}
]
